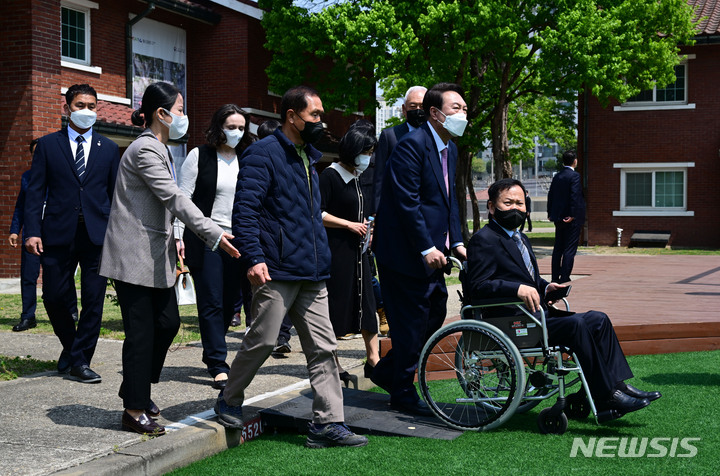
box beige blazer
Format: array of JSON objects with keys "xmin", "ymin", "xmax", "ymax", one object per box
[{"xmin": 100, "ymin": 129, "xmax": 223, "ymax": 288}]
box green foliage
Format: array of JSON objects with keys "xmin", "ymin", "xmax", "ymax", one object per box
[{"xmin": 259, "ymin": 0, "xmax": 697, "ymax": 237}]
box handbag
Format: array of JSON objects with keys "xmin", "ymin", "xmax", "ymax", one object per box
[{"xmin": 175, "ymin": 255, "xmax": 197, "ymax": 306}]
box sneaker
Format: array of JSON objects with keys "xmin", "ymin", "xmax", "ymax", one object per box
[
  {"xmin": 306, "ymin": 422, "xmax": 368, "ymax": 448},
  {"xmin": 273, "ymin": 336, "xmax": 291, "ymax": 354},
  {"xmin": 378, "ymin": 308, "xmax": 389, "ymax": 337},
  {"xmin": 214, "ymin": 394, "xmax": 244, "ymax": 430}
]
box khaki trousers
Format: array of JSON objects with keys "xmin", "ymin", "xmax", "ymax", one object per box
[{"xmin": 224, "ymin": 280, "xmax": 344, "ymax": 423}]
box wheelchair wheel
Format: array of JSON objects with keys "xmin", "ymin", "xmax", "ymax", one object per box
[
  {"xmin": 419, "ymin": 320, "xmax": 525, "ymax": 431},
  {"xmin": 565, "ymin": 391, "xmax": 591, "ymax": 420},
  {"xmin": 537, "ymin": 407, "xmax": 568, "ymax": 434}
]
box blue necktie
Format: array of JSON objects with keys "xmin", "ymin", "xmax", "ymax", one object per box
[
  {"xmin": 512, "ymin": 231, "xmax": 535, "ymax": 277},
  {"xmin": 75, "ymin": 135, "xmax": 86, "ymax": 178}
]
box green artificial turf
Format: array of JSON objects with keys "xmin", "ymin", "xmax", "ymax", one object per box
[{"xmin": 170, "ymin": 350, "xmax": 719, "ymax": 476}]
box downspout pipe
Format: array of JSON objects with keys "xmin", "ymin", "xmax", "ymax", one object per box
[{"xmin": 126, "ymin": 3, "xmax": 156, "ymax": 101}]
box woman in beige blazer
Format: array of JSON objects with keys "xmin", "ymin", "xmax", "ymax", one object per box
[{"xmin": 100, "ymin": 82, "xmax": 239, "ymax": 436}]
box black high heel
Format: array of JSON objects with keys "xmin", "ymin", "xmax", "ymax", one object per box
[{"xmin": 364, "ymin": 362, "xmax": 374, "ymax": 379}]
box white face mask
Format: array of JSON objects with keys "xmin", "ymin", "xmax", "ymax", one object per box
[
  {"xmin": 159, "ymin": 108, "xmax": 189, "ymax": 140},
  {"xmin": 355, "ymin": 154, "xmax": 371, "ymax": 174},
  {"xmin": 70, "ymin": 109, "xmax": 97, "ymax": 130},
  {"xmin": 224, "ymin": 128, "xmax": 245, "ymax": 148},
  {"xmin": 439, "ymin": 110, "xmax": 468, "ymax": 138}
]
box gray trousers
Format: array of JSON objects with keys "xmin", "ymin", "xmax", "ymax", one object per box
[{"xmin": 224, "ymin": 280, "xmax": 344, "ymax": 424}]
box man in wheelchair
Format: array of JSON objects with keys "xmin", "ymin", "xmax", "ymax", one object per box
[{"xmin": 466, "ymin": 178, "xmax": 661, "ymax": 422}]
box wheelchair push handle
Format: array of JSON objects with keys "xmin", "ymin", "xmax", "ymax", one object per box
[{"xmin": 442, "ymin": 255, "xmax": 465, "ymax": 275}]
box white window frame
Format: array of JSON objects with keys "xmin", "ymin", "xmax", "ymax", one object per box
[
  {"xmin": 614, "ymin": 56, "xmax": 695, "ymax": 112},
  {"xmin": 60, "ymin": 0, "xmax": 100, "ymax": 73},
  {"xmin": 613, "ymin": 162, "xmax": 694, "ymax": 217}
]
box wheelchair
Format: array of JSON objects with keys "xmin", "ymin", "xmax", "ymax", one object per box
[{"xmin": 418, "ymin": 257, "xmax": 601, "ymax": 434}]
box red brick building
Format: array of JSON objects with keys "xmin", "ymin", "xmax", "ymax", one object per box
[
  {"xmin": 0, "ymin": 0, "xmax": 365, "ymax": 278},
  {"xmin": 577, "ymin": 0, "xmax": 720, "ymax": 248}
]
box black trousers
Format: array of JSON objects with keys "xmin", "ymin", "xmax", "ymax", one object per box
[
  {"xmin": 115, "ymin": 281, "xmax": 180, "ymax": 410},
  {"xmin": 546, "ymin": 310, "xmax": 633, "ymax": 401},
  {"xmin": 552, "ymin": 219, "xmax": 582, "ymax": 283},
  {"xmin": 189, "ymin": 246, "xmax": 242, "ymax": 378},
  {"xmin": 41, "ymin": 220, "xmax": 105, "ymax": 367},
  {"xmin": 20, "ymin": 245, "xmax": 40, "ymax": 320},
  {"xmin": 374, "ymin": 263, "xmax": 447, "ymax": 405}
]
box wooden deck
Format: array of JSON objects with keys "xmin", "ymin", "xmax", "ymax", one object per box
[{"xmin": 380, "ymin": 254, "xmax": 720, "ymax": 357}]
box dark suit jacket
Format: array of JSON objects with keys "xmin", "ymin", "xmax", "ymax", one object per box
[
  {"xmin": 547, "ymin": 166, "xmax": 585, "ymax": 224},
  {"xmin": 373, "ymin": 122, "xmax": 410, "ymax": 212},
  {"xmin": 24, "ymin": 128, "xmax": 120, "ymax": 247},
  {"xmin": 467, "ymin": 220, "xmax": 548, "ymax": 310},
  {"xmin": 373, "ymin": 122, "xmax": 463, "ymax": 278}
]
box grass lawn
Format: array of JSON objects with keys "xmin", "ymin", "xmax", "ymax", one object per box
[
  {"xmin": 170, "ymin": 351, "xmax": 719, "ymax": 476},
  {"xmin": 0, "ymin": 292, "xmax": 204, "ymax": 343}
]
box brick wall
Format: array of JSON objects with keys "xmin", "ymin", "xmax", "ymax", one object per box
[{"xmin": 580, "ymin": 44, "xmax": 720, "ymax": 248}]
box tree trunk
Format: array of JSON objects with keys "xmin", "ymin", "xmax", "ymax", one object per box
[
  {"xmin": 491, "ymin": 101, "xmax": 513, "ymax": 180},
  {"xmin": 455, "ymin": 146, "xmax": 479, "ymax": 243}
]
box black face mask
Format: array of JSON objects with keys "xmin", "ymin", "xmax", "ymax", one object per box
[
  {"xmin": 297, "ymin": 118, "xmax": 324, "ymax": 144},
  {"xmin": 493, "ymin": 208, "xmax": 526, "ymax": 230},
  {"xmin": 406, "ymin": 108, "xmax": 426, "ymax": 128}
]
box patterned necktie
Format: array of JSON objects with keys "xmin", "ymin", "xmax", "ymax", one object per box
[
  {"xmin": 440, "ymin": 147, "xmax": 449, "ymax": 195},
  {"xmin": 75, "ymin": 135, "xmax": 86, "ymax": 178},
  {"xmin": 441, "ymin": 148, "xmax": 450, "ymax": 250},
  {"xmin": 512, "ymin": 231, "xmax": 535, "ymax": 277}
]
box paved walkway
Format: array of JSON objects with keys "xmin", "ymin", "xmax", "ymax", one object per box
[{"xmin": 1, "ymin": 251, "xmax": 719, "ymax": 475}]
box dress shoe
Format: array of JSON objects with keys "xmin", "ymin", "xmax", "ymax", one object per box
[
  {"xmin": 623, "ymin": 384, "xmax": 662, "ymax": 402},
  {"xmin": 273, "ymin": 336, "xmax": 291, "ymax": 354},
  {"xmin": 12, "ymin": 318, "xmax": 36, "ymax": 332},
  {"xmin": 390, "ymin": 399, "xmax": 435, "ymax": 417},
  {"xmin": 68, "ymin": 365, "xmax": 102, "ymax": 383},
  {"xmin": 212, "ymin": 379, "xmax": 228, "ymax": 390},
  {"xmin": 145, "ymin": 400, "xmax": 161, "ymax": 419},
  {"xmin": 599, "ymin": 389, "xmax": 650, "ymax": 415},
  {"xmin": 118, "ymin": 384, "xmax": 161, "ymax": 418},
  {"xmin": 121, "ymin": 410, "xmax": 166, "ymax": 436},
  {"xmin": 57, "ymin": 350, "xmax": 72, "ymax": 374}
]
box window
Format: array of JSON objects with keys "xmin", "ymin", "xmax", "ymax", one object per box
[
  {"xmin": 626, "ymin": 64, "xmax": 686, "ymax": 105},
  {"xmin": 614, "ymin": 59, "xmax": 695, "ymax": 112},
  {"xmin": 61, "ymin": 4, "xmax": 90, "ymax": 64},
  {"xmin": 613, "ymin": 163, "xmax": 694, "ymax": 217}
]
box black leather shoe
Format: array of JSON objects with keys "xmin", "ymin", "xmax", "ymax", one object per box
[
  {"xmin": 211, "ymin": 379, "xmax": 228, "ymax": 390},
  {"xmin": 600, "ymin": 389, "xmax": 650, "ymax": 415},
  {"xmin": 623, "ymin": 384, "xmax": 662, "ymax": 402},
  {"xmin": 118, "ymin": 384, "xmax": 161, "ymax": 418},
  {"xmin": 57, "ymin": 350, "xmax": 71, "ymax": 374},
  {"xmin": 12, "ymin": 318, "xmax": 36, "ymax": 332},
  {"xmin": 390, "ymin": 399, "xmax": 435, "ymax": 417},
  {"xmin": 146, "ymin": 400, "xmax": 161, "ymax": 419},
  {"xmin": 121, "ymin": 410, "xmax": 165, "ymax": 436},
  {"xmin": 69, "ymin": 365, "xmax": 101, "ymax": 383}
]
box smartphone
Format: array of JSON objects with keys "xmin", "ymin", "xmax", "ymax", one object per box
[{"xmin": 545, "ymin": 285, "xmax": 571, "ymax": 302}]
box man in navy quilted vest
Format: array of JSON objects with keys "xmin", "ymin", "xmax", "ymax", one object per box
[{"xmin": 215, "ymin": 86, "xmax": 368, "ymax": 449}]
